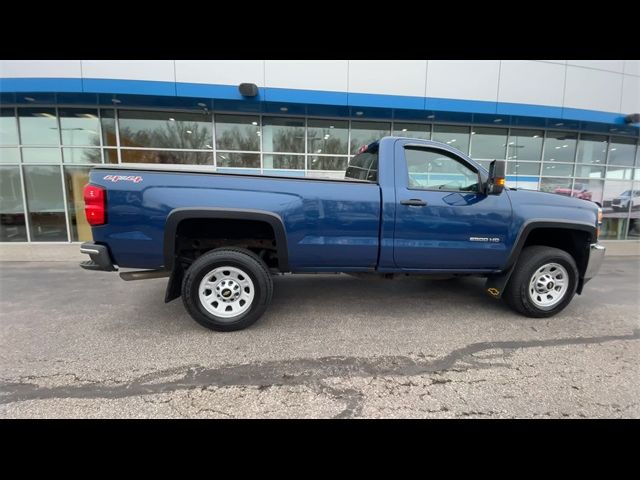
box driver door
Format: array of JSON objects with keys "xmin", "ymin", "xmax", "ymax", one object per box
[{"xmin": 393, "ymin": 141, "xmax": 512, "ymax": 270}]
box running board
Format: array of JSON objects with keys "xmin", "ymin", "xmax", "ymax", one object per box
[{"xmin": 119, "ymin": 270, "xmax": 171, "ymax": 281}]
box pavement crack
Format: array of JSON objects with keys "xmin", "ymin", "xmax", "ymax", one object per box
[{"xmin": 1, "ymin": 329, "xmax": 638, "ymax": 405}]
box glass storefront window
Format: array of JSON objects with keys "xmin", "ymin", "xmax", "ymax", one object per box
[
  {"xmin": 607, "ymin": 137, "xmax": 636, "ymax": 166},
  {"xmin": 216, "ymin": 152, "xmax": 260, "ymax": 169},
  {"xmin": 575, "ymin": 164, "xmax": 605, "ymax": 179},
  {"xmin": 21, "ymin": 148, "xmax": 62, "ymax": 163},
  {"xmin": 544, "ymin": 131, "xmax": 577, "ymax": 163},
  {"xmin": 475, "ymin": 160, "xmax": 491, "ymax": 170},
  {"xmin": 540, "ymin": 177, "xmax": 572, "ymax": 195},
  {"xmin": 507, "ymin": 129, "xmax": 543, "ymax": 160},
  {"xmin": 63, "ymin": 166, "xmax": 93, "ymax": 242},
  {"xmin": 393, "ymin": 122, "xmax": 431, "ymax": 140},
  {"xmin": 63, "ymin": 148, "xmax": 102, "ymax": 164},
  {"xmin": 432, "ymin": 125, "xmax": 470, "ymax": 155},
  {"xmin": 263, "ymin": 169, "xmax": 306, "ymax": 177},
  {"xmin": 262, "ymin": 117, "xmax": 305, "ymax": 153},
  {"xmin": 606, "ymin": 166, "xmax": 634, "ymax": 180},
  {"xmin": 0, "ymin": 166, "xmax": 27, "ymax": 241},
  {"xmin": 308, "ymin": 156, "xmax": 349, "ymax": 171},
  {"xmin": 215, "ymin": 114, "xmax": 260, "ymax": 151},
  {"xmin": 541, "ymin": 163, "xmax": 574, "ymax": 177},
  {"xmin": 104, "ymin": 148, "xmax": 118, "ymax": 164},
  {"xmin": 23, "ymin": 165, "xmax": 67, "ymax": 241},
  {"xmin": 627, "ymin": 182, "xmax": 640, "ymax": 239},
  {"xmin": 2, "ymin": 104, "xmax": 640, "ymax": 244},
  {"xmin": 121, "ymin": 149, "xmax": 212, "ymax": 165},
  {"xmin": 601, "ymin": 218, "xmax": 628, "ymax": 239},
  {"xmin": 577, "ymin": 134, "xmax": 607, "ymax": 165},
  {"xmin": 350, "ymin": 121, "xmax": 391, "ymax": 154},
  {"xmin": 101, "ymin": 109, "xmax": 117, "ymax": 146},
  {"xmin": 118, "ymin": 110, "xmax": 213, "ymax": 150},
  {"xmin": 1, "ymin": 108, "xmax": 19, "ymax": 145},
  {"xmin": 263, "ymin": 154, "xmax": 304, "ymax": 170},
  {"xmin": 601, "ymin": 179, "xmax": 633, "ymax": 239},
  {"xmin": 18, "ymin": 108, "xmax": 60, "ymax": 145},
  {"xmin": 470, "ymin": 127, "xmax": 507, "ymax": 159},
  {"xmin": 0, "ymin": 148, "xmax": 20, "ymax": 163},
  {"xmin": 507, "ymin": 161, "xmax": 541, "ymax": 176},
  {"xmin": 570, "ymin": 179, "xmax": 604, "ymax": 206},
  {"xmin": 307, "ymin": 119, "xmax": 348, "ymax": 155},
  {"xmin": 59, "ymin": 108, "xmax": 100, "ymax": 146}
]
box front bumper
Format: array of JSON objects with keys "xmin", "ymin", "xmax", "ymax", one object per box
[
  {"xmin": 584, "ymin": 243, "xmax": 606, "ymax": 280},
  {"xmin": 79, "ymin": 242, "xmax": 118, "ymax": 272}
]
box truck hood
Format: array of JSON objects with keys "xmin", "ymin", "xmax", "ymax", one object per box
[{"xmin": 506, "ymin": 188, "xmax": 599, "ymax": 228}]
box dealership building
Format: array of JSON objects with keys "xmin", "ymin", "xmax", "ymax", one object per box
[{"xmin": 0, "ymin": 59, "xmax": 638, "ymax": 245}]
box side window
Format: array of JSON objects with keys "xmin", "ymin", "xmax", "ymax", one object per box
[
  {"xmin": 345, "ymin": 151, "xmax": 378, "ymax": 183},
  {"xmin": 405, "ymin": 147, "xmax": 479, "ymax": 192}
]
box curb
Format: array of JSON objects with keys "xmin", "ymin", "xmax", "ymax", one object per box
[{"xmin": 0, "ymin": 240, "xmax": 639, "ymax": 262}]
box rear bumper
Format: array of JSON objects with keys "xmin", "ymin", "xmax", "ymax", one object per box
[
  {"xmin": 584, "ymin": 243, "xmax": 606, "ymax": 280},
  {"xmin": 79, "ymin": 242, "xmax": 118, "ymax": 272}
]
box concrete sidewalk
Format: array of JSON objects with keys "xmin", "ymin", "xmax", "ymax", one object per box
[{"xmin": 0, "ymin": 239, "xmax": 639, "ymax": 263}]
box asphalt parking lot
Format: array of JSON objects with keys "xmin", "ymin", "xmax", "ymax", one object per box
[{"xmin": 0, "ymin": 256, "xmax": 638, "ymax": 418}]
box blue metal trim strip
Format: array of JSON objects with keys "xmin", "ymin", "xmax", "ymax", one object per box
[
  {"xmin": 427, "ymin": 97, "xmax": 497, "ymax": 114},
  {"xmin": 496, "ymin": 102, "xmax": 564, "ymax": 119},
  {"xmin": 348, "ymin": 92, "xmax": 425, "ymax": 110},
  {"xmin": 506, "ymin": 175, "xmax": 539, "ymax": 182},
  {"xmin": 0, "ymin": 77, "xmax": 83, "ymax": 93},
  {"xmin": 82, "ymin": 78, "xmax": 176, "ymax": 96},
  {"xmin": 0, "ymin": 77, "xmax": 635, "ymax": 129},
  {"xmin": 265, "ymin": 87, "xmax": 348, "ymax": 105}
]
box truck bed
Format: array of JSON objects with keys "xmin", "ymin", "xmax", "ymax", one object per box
[{"xmin": 90, "ymin": 166, "xmax": 382, "ymax": 271}]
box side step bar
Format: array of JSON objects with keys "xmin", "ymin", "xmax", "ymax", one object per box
[{"xmin": 119, "ymin": 270, "xmax": 171, "ymax": 281}]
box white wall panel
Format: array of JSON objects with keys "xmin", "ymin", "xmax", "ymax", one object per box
[
  {"xmin": 265, "ymin": 60, "xmax": 347, "ymax": 91},
  {"xmin": 175, "ymin": 60, "xmax": 264, "ymax": 86},
  {"xmin": 623, "ymin": 60, "xmax": 640, "ymax": 76},
  {"xmin": 82, "ymin": 60, "xmax": 175, "ymax": 82},
  {"xmin": 564, "ymin": 66, "xmax": 623, "ymax": 112},
  {"xmin": 348, "ymin": 60, "xmax": 427, "ymax": 97},
  {"xmin": 0, "ymin": 60, "xmax": 81, "ymax": 78},
  {"xmin": 498, "ymin": 61, "xmax": 565, "ymax": 107},
  {"xmin": 1, "ymin": 60, "xmax": 636, "ymax": 116},
  {"xmin": 620, "ymin": 75, "xmax": 640, "ymax": 113},
  {"xmin": 426, "ymin": 60, "xmax": 500, "ymax": 101},
  {"xmin": 567, "ymin": 60, "xmax": 625, "ymax": 73}
]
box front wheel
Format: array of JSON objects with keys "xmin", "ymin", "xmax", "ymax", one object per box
[
  {"xmin": 181, "ymin": 248, "xmax": 273, "ymax": 331},
  {"xmin": 503, "ymin": 246, "xmax": 578, "ymax": 318}
]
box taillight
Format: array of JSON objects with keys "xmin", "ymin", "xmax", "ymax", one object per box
[{"xmin": 84, "ymin": 184, "xmax": 106, "ymax": 226}]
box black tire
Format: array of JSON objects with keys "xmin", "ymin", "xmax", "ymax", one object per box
[
  {"xmin": 503, "ymin": 245, "xmax": 578, "ymax": 318},
  {"xmin": 181, "ymin": 247, "xmax": 273, "ymax": 332}
]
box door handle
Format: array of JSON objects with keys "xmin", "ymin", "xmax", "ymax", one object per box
[{"xmin": 400, "ymin": 199, "xmax": 427, "ymax": 206}]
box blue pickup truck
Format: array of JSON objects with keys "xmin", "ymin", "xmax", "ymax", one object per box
[{"xmin": 80, "ymin": 136, "xmax": 605, "ymax": 331}]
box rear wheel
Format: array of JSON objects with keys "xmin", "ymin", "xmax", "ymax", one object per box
[
  {"xmin": 503, "ymin": 246, "xmax": 578, "ymax": 318},
  {"xmin": 181, "ymin": 248, "xmax": 273, "ymax": 331}
]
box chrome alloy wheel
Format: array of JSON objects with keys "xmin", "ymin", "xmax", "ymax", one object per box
[
  {"xmin": 528, "ymin": 262, "xmax": 569, "ymax": 309},
  {"xmin": 198, "ymin": 266, "xmax": 255, "ymax": 320}
]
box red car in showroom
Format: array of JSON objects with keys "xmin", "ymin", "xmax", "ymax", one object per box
[{"xmin": 554, "ymin": 183, "xmax": 593, "ymax": 202}]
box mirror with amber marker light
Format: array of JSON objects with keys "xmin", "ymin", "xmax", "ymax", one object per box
[{"xmin": 486, "ymin": 160, "xmax": 506, "ymax": 195}]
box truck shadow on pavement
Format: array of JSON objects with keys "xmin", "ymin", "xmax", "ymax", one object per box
[{"xmin": 132, "ymin": 273, "xmax": 583, "ymax": 332}]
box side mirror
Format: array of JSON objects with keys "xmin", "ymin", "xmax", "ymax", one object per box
[{"xmin": 486, "ymin": 160, "xmax": 506, "ymax": 195}]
